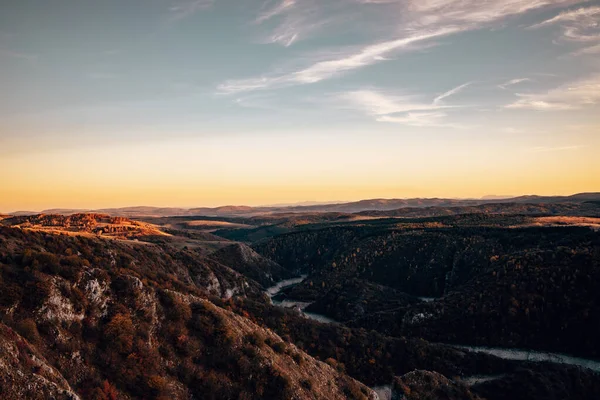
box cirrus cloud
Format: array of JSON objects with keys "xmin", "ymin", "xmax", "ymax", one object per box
[
  {"xmin": 168, "ymin": 0, "xmax": 215, "ymax": 21},
  {"xmin": 333, "ymin": 85, "xmax": 471, "ymax": 128},
  {"xmin": 498, "ymin": 78, "xmax": 531, "ymax": 89},
  {"xmin": 506, "ymin": 74, "xmax": 600, "ymax": 111},
  {"xmin": 530, "ymin": 5, "xmax": 600, "ymax": 55},
  {"xmin": 218, "ymin": 26, "xmax": 460, "ymax": 94},
  {"xmin": 220, "ymin": 0, "xmax": 584, "ymax": 94}
]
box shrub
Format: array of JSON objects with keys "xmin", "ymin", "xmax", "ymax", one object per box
[
  {"xmin": 90, "ymin": 380, "xmax": 119, "ymax": 400},
  {"xmin": 300, "ymin": 378, "xmax": 313, "ymax": 390},
  {"xmin": 146, "ymin": 374, "xmax": 169, "ymax": 396},
  {"xmin": 61, "ymin": 255, "xmax": 90, "ymax": 268},
  {"xmin": 245, "ymin": 332, "xmax": 263, "ymax": 346},
  {"xmin": 271, "ymin": 341, "xmax": 287, "ymax": 354},
  {"xmin": 343, "ymin": 381, "xmax": 369, "ymax": 400},
  {"xmin": 103, "ymin": 313, "xmax": 135, "ymax": 354},
  {"xmin": 160, "ymin": 290, "xmax": 192, "ymax": 322},
  {"xmin": 0, "ymin": 282, "xmax": 22, "ymax": 306},
  {"xmin": 23, "ymin": 279, "xmax": 53, "ymax": 309},
  {"xmin": 292, "ymin": 352, "xmax": 303, "ymax": 365},
  {"xmin": 15, "ymin": 318, "xmax": 42, "ymax": 345}
]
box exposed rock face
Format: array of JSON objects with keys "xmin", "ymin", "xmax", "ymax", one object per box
[
  {"xmin": 38, "ymin": 277, "xmax": 85, "ymax": 323},
  {"xmin": 0, "ymin": 323, "xmax": 80, "ymax": 400}
]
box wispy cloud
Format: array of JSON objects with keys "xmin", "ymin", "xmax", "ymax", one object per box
[
  {"xmin": 294, "ymin": 27, "xmax": 460, "ymax": 83},
  {"xmin": 506, "ymin": 74, "xmax": 600, "ymax": 111},
  {"xmin": 572, "ymin": 43, "xmax": 600, "ymax": 56},
  {"xmin": 218, "ymin": 27, "xmax": 459, "ymax": 94},
  {"xmin": 254, "ymin": 0, "xmax": 345, "ymax": 46},
  {"xmin": 531, "ymin": 6, "xmax": 600, "ymax": 32},
  {"xmin": 334, "ymin": 88, "xmax": 468, "ymax": 128},
  {"xmin": 406, "ymin": 0, "xmax": 578, "ymax": 26},
  {"xmin": 255, "ymin": 0, "xmax": 302, "ymax": 46},
  {"xmin": 433, "ymin": 82, "xmax": 471, "ymax": 104},
  {"xmin": 377, "ymin": 112, "xmax": 468, "ymax": 128},
  {"xmin": 169, "ymin": 0, "xmax": 214, "ymax": 21},
  {"xmin": 507, "ymin": 99, "xmax": 576, "ymax": 111},
  {"xmin": 221, "ymin": 0, "xmax": 581, "ymax": 93},
  {"xmin": 357, "ymin": 0, "xmax": 581, "ymax": 25},
  {"xmin": 498, "ymin": 78, "xmax": 531, "ymax": 89},
  {"xmin": 256, "ymin": 0, "xmax": 296, "ymax": 24},
  {"xmin": 337, "ymin": 89, "xmax": 451, "ymax": 115},
  {"xmin": 530, "ymin": 5, "xmax": 600, "ymax": 43}
]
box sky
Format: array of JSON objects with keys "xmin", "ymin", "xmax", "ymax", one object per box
[{"xmin": 1, "ymin": 0, "xmax": 599, "ymax": 211}]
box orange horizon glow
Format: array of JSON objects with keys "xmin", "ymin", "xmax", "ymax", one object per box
[{"xmin": 2, "ymin": 131, "xmax": 598, "ymax": 213}]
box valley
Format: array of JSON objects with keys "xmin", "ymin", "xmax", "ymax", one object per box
[{"xmin": 1, "ymin": 194, "xmax": 600, "ymax": 399}]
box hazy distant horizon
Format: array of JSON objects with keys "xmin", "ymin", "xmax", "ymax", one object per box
[{"xmin": 5, "ymin": 191, "xmax": 600, "ymax": 215}]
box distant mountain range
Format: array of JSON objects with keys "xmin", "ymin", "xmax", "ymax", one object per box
[{"xmin": 9, "ymin": 192, "xmax": 600, "ymax": 217}]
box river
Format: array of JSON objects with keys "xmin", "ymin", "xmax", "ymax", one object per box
[
  {"xmin": 452, "ymin": 345, "xmax": 600, "ymax": 373},
  {"xmin": 264, "ymin": 275, "xmax": 600, "ymax": 399},
  {"xmin": 266, "ymin": 275, "xmax": 307, "ymax": 297},
  {"xmin": 265, "ymin": 275, "xmax": 337, "ymax": 323}
]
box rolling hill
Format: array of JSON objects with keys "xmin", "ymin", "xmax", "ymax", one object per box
[{"xmin": 8, "ymin": 193, "xmax": 600, "ymax": 218}]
